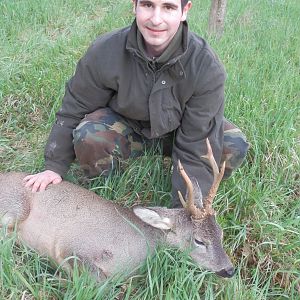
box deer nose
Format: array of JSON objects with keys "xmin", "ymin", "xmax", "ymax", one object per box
[{"xmin": 216, "ymin": 267, "xmax": 235, "ymax": 278}]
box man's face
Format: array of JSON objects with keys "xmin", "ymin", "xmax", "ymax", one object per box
[{"xmin": 133, "ymin": 0, "xmax": 192, "ymax": 56}]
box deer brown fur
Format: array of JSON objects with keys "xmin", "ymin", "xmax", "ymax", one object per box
[{"xmin": 0, "ymin": 139, "xmax": 235, "ymax": 280}]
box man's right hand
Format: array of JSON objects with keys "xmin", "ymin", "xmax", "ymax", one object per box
[{"xmin": 23, "ymin": 170, "xmax": 62, "ymax": 193}]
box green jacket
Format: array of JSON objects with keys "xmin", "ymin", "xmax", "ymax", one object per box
[{"xmin": 45, "ymin": 20, "xmax": 226, "ymax": 203}]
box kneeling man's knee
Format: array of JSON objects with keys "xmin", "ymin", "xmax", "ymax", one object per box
[
  {"xmin": 73, "ymin": 120, "xmax": 116, "ymax": 177},
  {"xmin": 222, "ymin": 129, "xmax": 249, "ymax": 178}
]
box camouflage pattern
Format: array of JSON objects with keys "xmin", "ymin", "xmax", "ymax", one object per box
[
  {"xmin": 222, "ymin": 128, "xmax": 249, "ymax": 178},
  {"xmin": 73, "ymin": 108, "xmax": 146, "ymax": 177},
  {"xmin": 73, "ymin": 108, "xmax": 249, "ymax": 178}
]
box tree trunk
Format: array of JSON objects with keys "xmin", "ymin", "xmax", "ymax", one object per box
[{"xmin": 208, "ymin": 0, "xmax": 227, "ymax": 38}]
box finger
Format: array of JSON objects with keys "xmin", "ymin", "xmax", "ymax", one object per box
[
  {"xmin": 32, "ymin": 179, "xmax": 43, "ymax": 193},
  {"xmin": 24, "ymin": 177, "xmax": 37, "ymax": 188},
  {"xmin": 39, "ymin": 180, "xmax": 49, "ymax": 192},
  {"xmin": 52, "ymin": 177, "xmax": 62, "ymax": 185},
  {"xmin": 23, "ymin": 174, "xmax": 35, "ymax": 182}
]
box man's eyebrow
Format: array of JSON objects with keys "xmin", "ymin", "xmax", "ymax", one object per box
[
  {"xmin": 139, "ymin": 0, "xmax": 153, "ymax": 4},
  {"xmin": 138, "ymin": 0, "xmax": 179, "ymax": 8},
  {"xmin": 163, "ymin": 2, "xmax": 179, "ymax": 8}
]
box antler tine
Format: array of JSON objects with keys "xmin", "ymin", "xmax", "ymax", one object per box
[
  {"xmin": 201, "ymin": 138, "xmax": 226, "ymax": 209},
  {"xmin": 177, "ymin": 160, "xmax": 201, "ymax": 217}
]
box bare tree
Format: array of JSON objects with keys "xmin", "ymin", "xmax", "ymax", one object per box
[{"xmin": 208, "ymin": 0, "xmax": 227, "ymax": 38}]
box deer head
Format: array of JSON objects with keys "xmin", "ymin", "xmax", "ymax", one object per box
[{"xmin": 133, "ymin": 139, "xmax": 235, "ymax": 278}]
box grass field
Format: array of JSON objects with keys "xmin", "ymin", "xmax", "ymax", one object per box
[{"xmin": 0, "ymin": 0, "xmax": 299, "ymax": 299}]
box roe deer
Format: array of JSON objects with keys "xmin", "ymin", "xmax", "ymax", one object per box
[{"xmin": 0, "ymin": 139, "xmax": 235, "ymax": 280}]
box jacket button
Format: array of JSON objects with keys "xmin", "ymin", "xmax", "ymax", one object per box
[{"xmin": 161, "ymin": 80, "xmax": 166, "ymax": 85}]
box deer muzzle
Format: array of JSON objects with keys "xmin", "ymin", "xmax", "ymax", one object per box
[{"xmin": 216, "ymin": 266, "xmax": 236, "ymax": 278}]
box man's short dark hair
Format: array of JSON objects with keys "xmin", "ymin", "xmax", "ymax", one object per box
[
  {"xmin": 181, "ymin": 0, "xmax": 189, "ymax": 8},
  {"xmin": 134, "ymin": 0, "xmax": 190, "ymax": 11}
]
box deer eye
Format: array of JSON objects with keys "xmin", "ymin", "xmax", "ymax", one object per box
[{"xmin": 194, "ymin": 239, "xmax": 206, "ymax": 247}]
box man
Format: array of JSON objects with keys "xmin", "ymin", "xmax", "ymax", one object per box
[{"xmin": 24, "ymin": 0, "xmax": 249, "ymax": 207}]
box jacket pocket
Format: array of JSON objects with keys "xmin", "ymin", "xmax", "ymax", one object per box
[{"xmin": 161, "ymin": 88, "xmax": 183, "ymax": 131}]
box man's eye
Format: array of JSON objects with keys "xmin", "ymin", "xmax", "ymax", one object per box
[
  {"xmin": 194, "ymin": 239, "xmax": 206, "ymax": 247},
  {"xmin": 165, "ymin": 5, "xmax": 175, "ymax": 10},
  {"xmin": 141, "ymin": 2, "xmax": 152, "ymax": 8}
]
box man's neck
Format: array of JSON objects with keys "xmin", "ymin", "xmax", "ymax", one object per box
[{"xmin": 144, "ymin": 45, "xmax": 165, "ymax": 58}]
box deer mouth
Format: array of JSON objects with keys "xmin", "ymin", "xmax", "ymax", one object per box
[{"xmin": 215, "ymin": 267, "xmax": 236, "ymax": 278}]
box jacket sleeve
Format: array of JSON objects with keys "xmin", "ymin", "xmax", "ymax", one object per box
[
  {"xmin": 44, "ymin": 41, "xmax": 115, "ymax": 176},
  {"xmin": 171, "ymin": 51, "xmax": 226, "ymax": 206}
]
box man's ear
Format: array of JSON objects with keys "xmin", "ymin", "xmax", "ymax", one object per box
[
  {"xmin": 132, "ymin": 0, "xmax": 137, "ymax": 14},
  {"xmin": 181, "ymin": 1, "xmax": 192, "ymax": 22},
  {"xmin": 133, "ymin": 207, "xmax": 173, "ymax": 230}
]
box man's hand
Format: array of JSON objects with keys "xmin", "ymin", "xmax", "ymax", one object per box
[{"xmin": 23, "ymin": 170, "xmax": 62, "ymax": 193}]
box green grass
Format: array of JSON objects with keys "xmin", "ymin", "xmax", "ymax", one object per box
[{"xmin": 1, "ymin": 0, "xmax": 299, "ymax": 298}]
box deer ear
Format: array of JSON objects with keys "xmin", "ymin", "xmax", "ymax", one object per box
[
  {"xmin": 189, "ymin": 177, "xmax": 203, "ymax": 208},
  {"xmin": 133, "ymin": 207, "xmax": 173, "ymax": 230}
]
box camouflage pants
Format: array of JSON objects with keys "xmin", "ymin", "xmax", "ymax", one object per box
[{"xmin": 73, "ymin": 108, "xmax": 249, "ymax": 178}]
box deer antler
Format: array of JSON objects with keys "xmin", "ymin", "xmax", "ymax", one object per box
[
  {"xmin": 177, "ymin": 160, "xmax": 206, "ymax": 219},
  {"xmin": 201, "ymin": 138, "xmax": 226, "ymax": 210},
  {"xmin": 177, "ymin": 138, "xmax": 226, "ymax": 219}
]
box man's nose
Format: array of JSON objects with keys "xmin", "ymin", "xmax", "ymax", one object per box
[{"xmin": 150, "ymin": 8, "xmax": 163, "ymax": 25}]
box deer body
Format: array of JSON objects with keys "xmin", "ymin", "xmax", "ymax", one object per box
[
  {"xmin": 0, "ymin": 140, "xmax": 235, "ymax": 280},
  {"xmin": 1, "ymin": 173, "xmax": 165, "ymax": 279}
]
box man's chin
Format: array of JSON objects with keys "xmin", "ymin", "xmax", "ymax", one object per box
[{"xmin": 143, "ymin": 38, "xmax": 168, "ymax": 50}]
